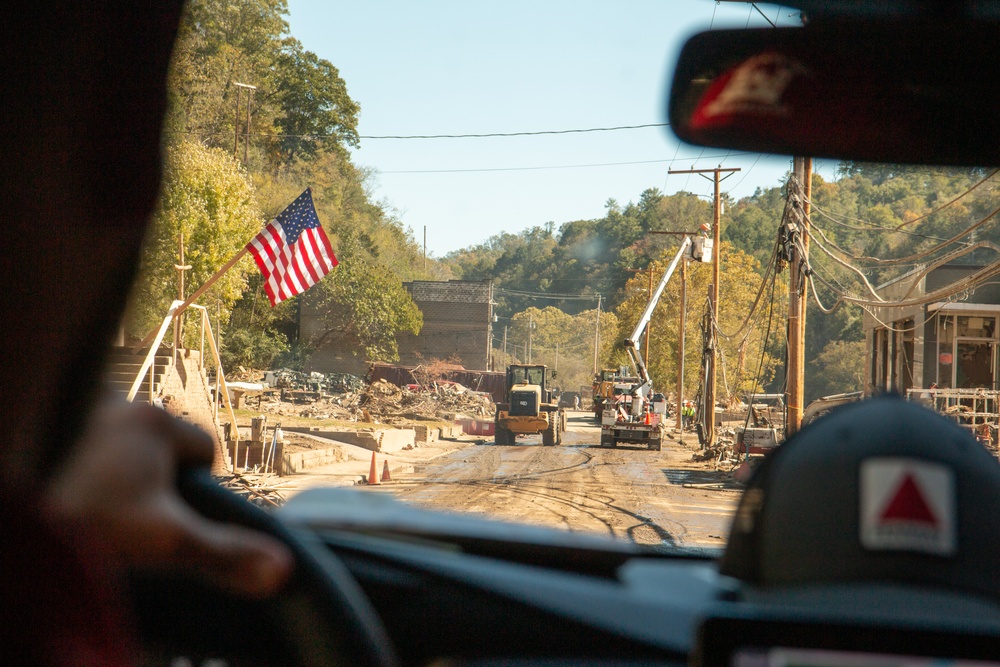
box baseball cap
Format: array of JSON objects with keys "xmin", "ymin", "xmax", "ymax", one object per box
[{"xmin": 721, "ymin": 395, "xmax": 1000, "ymax": 601}]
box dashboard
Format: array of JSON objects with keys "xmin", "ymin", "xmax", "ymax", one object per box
[{"xmin": 279, "ymin": 488, "xmax": 1000, "ymax": 666}]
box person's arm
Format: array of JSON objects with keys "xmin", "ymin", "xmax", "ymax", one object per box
[{"xmin": 44, "ymin": 398, "xmax": 293, "ymax": 597}]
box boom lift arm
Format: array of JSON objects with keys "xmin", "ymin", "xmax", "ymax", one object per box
[{"xmin": 623, "ymin": 236, "xmax": 692, "ymax": 414}]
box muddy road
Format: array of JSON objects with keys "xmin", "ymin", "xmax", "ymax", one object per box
[{"xmin": 376, "ymin": 411, "xmax": 741, "ymax": 550}]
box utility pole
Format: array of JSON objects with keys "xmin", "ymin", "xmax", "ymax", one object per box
[
  {"xmin": 676, "ymin": 256, "xmax": 688, "ymax": 430},
  {"xmin": 667, "ymin": 166, "xmax": 740, "ymax": 446},
  {"xmin": 787, "ymin": 157, "xmax": 812, "ymax": 437},
  {"xmin": 423, "ymin": 225, "xmax": 427, "ymax": 272},
  {"xmin": 593, "ymin": 294, "xmax": 602, "ymax": 373},
  {"xmin": 503, "ymin": 325, "xmax": 508, "ymax": 361},
  {"xmin": 233, "ymin": 82, "xmax": 256, "ymax": 164},
  {"xmin": 528, "ymin": 314, "xmax": 533, "ymax": 364},
  {"xmin": 626, "ymin": 267, "xmax": 655, "ymax": 368},
  {"xmin": 645, "ymin": 269, "xmax": 653, "ymax": 368}
]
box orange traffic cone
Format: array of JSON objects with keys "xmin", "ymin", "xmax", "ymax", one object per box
[
  {"xmin": 381, "ymin": 460, "xmax": 391, "ymax": 482},
  {"xmin": 368, "ymin": 451, "xmax": 379, "ymax": 485}
]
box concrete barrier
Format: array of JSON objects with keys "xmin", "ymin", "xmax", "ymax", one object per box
[
  {"xmin": 282, "ymin": 426, "xmax": 415, "ymax": 453},
  {"xmin": 439, "ymin": 423, "xmax": 464, "ymax": 439},
  {"xmin": 413, "ymin": 424, "xmax": 439, "ymax": 445},
  {"xmin": 281, "ymin": 447, "xmax": 345, "ymax": 474}
]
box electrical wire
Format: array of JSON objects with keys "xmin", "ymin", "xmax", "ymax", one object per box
[
  {"xmin": 808, "ymin": 200, "xmax": 1000, "ymax": 267},
  {"xmin": 379, "ymin": 154, "xmax": 750, "ymax": 175},
  {"xmin": 358, "ymin": 123, "xmax": 670, "ymax": 140},
  {"xmin": 802, "ymin": 238, "xmax": 1000, "ymax": 311},
  {"xmin": 802, "ymin": 167, "xmax": 999, "ymax": 231},
  {"xmin": 894, "ymin": 168, "xmax": 1000, "ymax": 230},
  {"xmin": 168, "ymin": 122, "xmax": 671, "ymax": 141},
  {"xmin": 714, "ymin": 191, "xmax": 791, "ymax": 343},
  {"xmin": 739, "ymin": 265, "xmax": 780, "ymax": 440},
  {"xmin": 809, "ymin": 203, "xmax": 973, "ymax": 246},
  {"xmin": 495, "ymin": 287, "xmax": 601, "ymax": 300}
]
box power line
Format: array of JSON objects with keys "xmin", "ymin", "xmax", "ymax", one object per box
[
  {"xmin": 810, "ymin": 201, "xmax": 1000, "ymax": 268},
  {"xmin": 167, "ymin": 122, "xmax": 670, "ymax": 141},
  {"xmin": 495, "ymin": 288, "xmax": 601, "ymax": 300},
  {"xmin": 358, "ymin": 123, "xmax": 670, "ymax": 140},
  {"xmin": 380, "ymin": 153, "xmax": 750, "ymax": 175}
]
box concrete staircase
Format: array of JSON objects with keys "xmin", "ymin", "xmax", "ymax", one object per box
[
  {"xmin": 102, "ymin": 347, "xmax": 231, "ymax": 473},
  {"xmin": 103, "ymin": 347, "xmax": 174, "ymax": 403}
]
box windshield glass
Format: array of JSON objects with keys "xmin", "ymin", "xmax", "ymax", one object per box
[
  {"xmin": 510, "ymin": 366, "xmax": 545, "ymax": 387},
  {"xmin": 102, "ymin": 1, "xmax": 1000, "ymax": 555}
]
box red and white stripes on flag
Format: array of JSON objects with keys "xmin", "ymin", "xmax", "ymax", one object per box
[{"xmin": 246, "ymin": 188, "xmax": 338, "ymax": 306}]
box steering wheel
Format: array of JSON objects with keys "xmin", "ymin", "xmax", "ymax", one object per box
[{"xmin": 128, "ymin": 468, "xmax": 400, "ymax": 667}]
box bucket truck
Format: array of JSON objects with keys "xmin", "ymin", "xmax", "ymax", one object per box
[{"xmin": 600, "ymin": 236, "xmax": 711, "ymax": 450}]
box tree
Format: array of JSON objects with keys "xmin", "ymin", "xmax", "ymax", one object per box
[
  {"xmin": 613, "ymin": 242, "xmax": 786, "ymax": 403},
  {"xmin": 127, "ymin": 141, "xmax": 263, "ymax": 340},
  {"xmin": 306, "ymin": 243, "xmax": 423, "ymax": 363},
  {"xmin": 810, "ymin": 340, "xmax": 866, "ymax": 397},
  {"xmin": 271, "ymin": 38, "xmax": 359, "ymax": 163},
  {"xmin": 166, "ymin": 0, "xmax": 359, "ymax": 172},
  {"xmin": 498, "ymin": 307, "xmax": 618, "ymax": 393}
]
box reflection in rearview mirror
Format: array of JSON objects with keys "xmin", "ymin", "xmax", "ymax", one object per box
[{"xmin": 668, "ymin": 21, "xmax": 1000, "ymax": 166}]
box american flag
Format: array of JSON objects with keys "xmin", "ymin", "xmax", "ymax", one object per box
[{"xmin": 246, "ymin": 188, "xmax": 338, "ymax": 306}]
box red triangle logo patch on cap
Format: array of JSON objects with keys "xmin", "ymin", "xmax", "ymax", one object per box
[
  {"xmin": 879, "ymin": 474, "xmax": 938, "ymax": 526},
  {"xmin": 861, "ymin": 458, "xmax": 956, "ymax": 556}
]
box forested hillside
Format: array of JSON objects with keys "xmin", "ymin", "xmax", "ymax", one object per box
[
  {"xmin": 125, "ymin": 0, "xmax": 446, "ymax": 370},
  {"xmin": 445, "ymin": 165, "xmax": 1000, "ymax": 401},
  {"xmin": 127, "ymin": 0, "xmax": 1000, "ymax": 403}
]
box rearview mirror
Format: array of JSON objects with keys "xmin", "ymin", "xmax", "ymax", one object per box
[{"xmin": 668, "ymin": 20, "xmax": 1000, "ymax": 166}]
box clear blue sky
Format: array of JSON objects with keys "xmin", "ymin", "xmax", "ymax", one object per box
[{"xmin": 286, "ymin": 1, "xmax": 837, "ymax": 256}]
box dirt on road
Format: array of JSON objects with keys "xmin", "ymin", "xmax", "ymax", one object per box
[{"xmin": 362, "ymin": 411, "xmax": 742, "ymax": 550}]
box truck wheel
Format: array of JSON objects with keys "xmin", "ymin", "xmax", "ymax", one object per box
[
  {"xmin": 495, "ymin": 424, "xmax": 513, "ymax": 445},
  {"xmin": 555, "ymin": 413, "xmax": 564, "ymax": 445},
  {"xmin": 542, "ymin": 417, "xmax": 556, "ymax": 446}
]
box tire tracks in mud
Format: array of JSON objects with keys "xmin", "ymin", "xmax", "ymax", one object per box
[{"xmin": 391, "ymin": 443, "xmax": 690, "ymax": 548}]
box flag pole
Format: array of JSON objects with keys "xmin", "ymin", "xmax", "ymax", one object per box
[{"xmin": 132, "ymin": 246, "xmax": 249, "ymax": 354}]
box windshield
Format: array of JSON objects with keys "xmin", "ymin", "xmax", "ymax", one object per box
[
  {"xmin": 510, "ymin": 366, "xmax": 545, "ymax": 387},
  {"xmin": 101, "ymin": 1, "xmax": 1000, "ymax": 555}
]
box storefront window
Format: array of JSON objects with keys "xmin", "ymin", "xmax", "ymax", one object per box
[
  {"xmin": 936, "ymin": 314, "xmax": 998, "ymax": 389},
  {"xmin": 937, "ymin": 315, "xmax": 953, "ymax": 387},
  {"xmin": 957, "ymin": 315, "xmax": 996, "ymax": 338}
]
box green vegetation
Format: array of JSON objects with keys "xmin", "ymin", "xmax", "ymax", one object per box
[
  {"xmin": 446, "ymin": 166, "xmax": 1000, "ymax": 402},
  {"xmin": 124, "ymin": 0, "xmax": 998, "ymax": 401},
  {"xmin": 126, "ymin": 0, "xmax": 439, "ymax": 368}
]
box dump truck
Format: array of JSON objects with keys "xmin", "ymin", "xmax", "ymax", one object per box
[{"xmin": 494, "ymin": 364, "xmax": 566, "ymax": 446}]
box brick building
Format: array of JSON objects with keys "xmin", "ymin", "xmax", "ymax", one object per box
[
  {"xmin": 300, "ymin": 279, "xmax": 493, "ymax": 374},
  {"xmin": 396, "ymin": 280, "xmax": 493, "ymax": 371}
]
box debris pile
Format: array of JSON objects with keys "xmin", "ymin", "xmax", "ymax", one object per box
[
  {"xmin": 217, "ymin": 472, "xmax": 289, "ymax": 508},
  {"xmin": 264, "ymin": 368, "xmax": 366, "ymax": 394},
  {"xmin": 356, "ymin": 379, "xmax": 495, "ymax": 424},
  {"xmin": 243, "ymin": 371, "xmax": 495, "ymax": 425}
]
